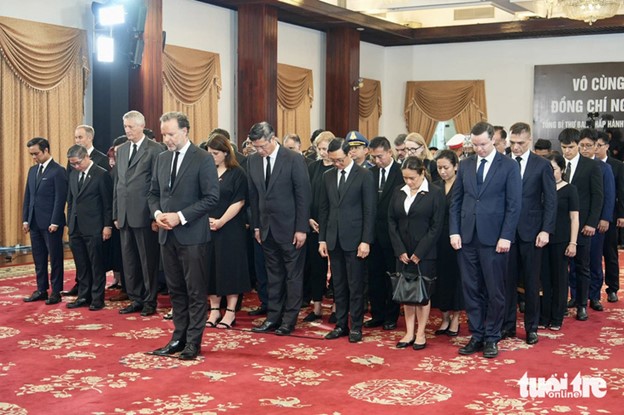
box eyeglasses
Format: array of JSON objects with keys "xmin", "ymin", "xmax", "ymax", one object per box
[
  {"xmin": 406, "ymin": 146, "xmax": 422, "ymax": 154},
  {"xmin": 579, "ymin": 143, "xmax": 596, "ymax": 149},
  {"xmin": 251, "ymin": 138, "xmax": 273, "ymax": 150},
  {"xmin": 596, "ymin": 143, "xmax": 608, "ymax": 148},
  {"xmin": 329, "ymin": 157, "xmax": 347, "ymax": 164}
]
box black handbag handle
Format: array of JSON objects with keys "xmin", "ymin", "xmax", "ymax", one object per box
[{"xmin": 399, "ymin": 261, "xmax": 421, "ymax": 276}]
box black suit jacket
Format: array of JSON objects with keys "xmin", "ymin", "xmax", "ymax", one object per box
[
  {"xmin": 23, "ymin": 160, "xmax": 67, "ymax": 229},
  {"xmin": 388, "ymin": 182, "xmax": 445, "ymax": 260},
  {"xmin": 247, "ymin": 146, "xmax": 311, "ymax": 244},
  {"xmin": 318, "ymin": 163, "xmax": 376, "ymax": 251},
  {"xmin": 67, "ymin": 164, "xmax": 113, "ymax": 236},
  {"xmin": 570, "ymin": 155, "xmax": 603, "ymax": 243},
  {"xmin": 148, "ymin": 142, "xmax": 220, "ymax": 246},
  {"xmin": 371, "ymin": 162, "xmax": 404, "ymax": 247},
  {"xmin": 516, "ymin": 152, "xmax": 557, "ymax": 242},
  {"xmin": 607, "ymin": 156, "xmax": 624, "ymax": 219}
]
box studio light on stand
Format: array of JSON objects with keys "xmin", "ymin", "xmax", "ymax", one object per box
[{"xmin": 96, "ymin": 35, "xmax": 115, "ymax": 63}]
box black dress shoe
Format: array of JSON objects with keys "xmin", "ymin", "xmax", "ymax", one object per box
[
  {"xmin": 434, "ymin": 327, "xmax": 449, "ymax": 335},
  {"xmin": 251, "ymin": 320, "xmax": 280, "ymax": 333},
  {"xmin": 589, "ymin": 299, "xmax": 604, "ymax": 311},
  {"xmin": 412, "ymin": 341, "xmax": 427, "ymax": 350},
  {"xmin": 119, "ymin": 303, "xmax": 143, "ymax": 315},
  {"xmin": 45, "ymin": 292, "xmax": 61, "ymax": 305},
  {"xmin": 607, "ymin": 292, "xmax": 618, "ymax": 303},
  {"xmin": 348, "ymin": 330, "xmax": 363, "ymax": 343},
  {"xmin": 396, "ymin": 337, "xmax": 415, "ymax": 348},
  {"xmin": 248, "ymin": 306, "xmax": 267, "ymax": 316},
  {"xmin": 383, "ymin": 321, "xmax": 397, "ymax": 330},
  {"xmin": 328, "ymin": 312, "xmax": 337, "ymax": 324},
  {"xmin": 163, "ymin": 310, "xmax": 173, "ymax": 320},
  {"xmin": 458, "ymin": 338, "xmax": 484, "ymax": 355},
  {"xmin": 567, "ymin": 298, "xmax": 576, "ymax": 308},
  {"xmin": 500, "ymin": 329, "xmax": 516, "ymax": 339},
  {"xmin": 89, "ymin": 303, "xmax": 105, "ymax": 311},
  {"xmin": 363, "ymin": 319, "xmax": 383, "ymax": 328},
  {"xmin": 483, "ymin": 342, "xmax": 499, "ymax": 358},
  {"xmin": 141, "ymin": 306, "xmax": 156, "ymax": 316},
  {"xmin": 179, "ymin": 343, "xmax": 201, "ymax": 360},
  {"xmin": 325, "ymin": 326, "xmax": 348, "ymax": 340},
  {"xmin": 526, "ymin": 332, "xmax": 539, "ymax": 345},
  {"xmin": 302, "ymin": 312, "xmax": 322, "ymax": 322},
  {"xmin": 66, "ymin": 298, "xmax": 89, "ymax": 309},
  {"xmin": 62, "ymin": 284, "xmax": 78, "ymax": 297},
  {"xmin": 275, "ymin": 325, "xmax": 294, "ymax": 336},
  {"xmin": 24, "ymin": 290, "xmax": 48, "ymax": 302},
  {"xmin": 152, "ymin": 340, "xmax": 185, "ymax": 356},
  {"xmin": 446, "ymin": 325, "xmax": 460, "ymax": 337},
  {"xmin": 576, "ymin": 306, "xmax": 588, "ymax": 321}
]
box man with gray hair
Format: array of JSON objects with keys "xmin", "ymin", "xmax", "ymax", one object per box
[{"xmin": 114, "ymin": 110, "xmax": 164, "ymax": 317}]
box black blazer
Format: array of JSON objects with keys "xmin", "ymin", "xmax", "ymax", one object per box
[
  {"xmin": 516, "ymin": 152, "xmax": 557, "ymax": 242},
  {"xmin": 570, "ymin": 155, "xmax": 603, "ymax": 243},
  {"xmin": 23, "ymin": 160, "xmax": 67, "ymax": 229},
  {"xmin": 388, "ymin": 182, "xmax": 445, "ymax": 261},
  {"xmin": 371, "ymin": 161, "xmax": 404, "ymax": 247},
  {"xmin": 318, "ymin": 163, "xmax": 376, "ymax": 251},
  {"xmin": 607, "ymin": 156, "xmax": 624, "ymax": 219},
  {"xmin": 247, "ymin": 146, "xmax": 311, "ymax": 244},
  {"xmin": 67, "ymin": 164, "xmax": 113, "ymax": 236}
]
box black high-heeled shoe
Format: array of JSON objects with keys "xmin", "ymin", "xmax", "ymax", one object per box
[
  {"xmin": 396, "ymin": 337, "xmax": 416, "ymax": 349},
  {"xmin": 446, "ymin": 324, "xmax": 460, "ymax": 337},
  {"xmin": 216, "ymin": 308, "xmax": 236, "ymax": 329},
  {"xmin": 206, "ymin": 307, "xmax": 222, "ymax": 328}
]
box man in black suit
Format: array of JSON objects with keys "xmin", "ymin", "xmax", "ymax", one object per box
[
  {"xmin": 319, "ymin": 139, "xmax": 376, "ymax": 343},
  {"xmin": 22, "ymin": 137, "xmax": 68, "ymax": 305},
  {"xmin": 63, "ymin": 125, "xmax": 111, "ymax": 297},
  {"xmin": 597, "ymin": 132, "xmax": 624, "ymax": 303},
  {"xmin": 558, "ymin": 128, "xmax": 603, "ymax": 321},
  {"xmin": 501, "ymin": 123, "xmax": 556, "ymax": 345},
  {"xmin": 247, "ymin": 122, "xmax": 311, "ymax": 336},
  {"xmin": 66, "ymin": 145, "xmax": 113, "ymax": 311},
  {"xmin": 113, "ymin": 111, "xmax": 163, "ymax": 317},
  {"xmin": 365, "ymin": 136, "xmax": 404, "ymax": 330},
  {"xmin": 148, "ymin": 111, "xmax": 219, "ymax": 360},
  {"xmin": 450, "ymin": 122, "xmax": 522, "ymax": 358}
]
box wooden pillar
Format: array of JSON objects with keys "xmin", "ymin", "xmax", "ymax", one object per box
[
  {"xmin": 129, "ymin": 0, "xmax": 163, "ymax": 135},
  {"xmin": 325, "ymin": 27, "xmax": 360, "ymax": 137},
  {"xmin": 237, "ymin": 4, "xmax": 278, "ymax": 144}
]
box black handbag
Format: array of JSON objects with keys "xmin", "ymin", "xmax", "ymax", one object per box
[{"xmin": 388, "ymin": 264, "xmax": 436, "ymax": 305}]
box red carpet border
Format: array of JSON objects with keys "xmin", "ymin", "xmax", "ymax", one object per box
[{"xmin": 0, "ymin": 269, "xmax": 623, "ymax": 414}]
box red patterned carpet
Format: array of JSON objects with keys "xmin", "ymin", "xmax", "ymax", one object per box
[{"xmin": 0, "ymin": 267, "xmax": 623, "ymax": 414}]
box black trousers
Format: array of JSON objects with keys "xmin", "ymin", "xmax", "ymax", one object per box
[
  {"xmin": 603, "ymin": 223, "xmax": 620, "ymax": 294},
  {"xmin": 504, "ymin": 240, "xmax": 543, "ymax": 334},
  {"xmin": 70, "ymin": 226, "xmax": 106, "ymax": 306},
  {"xmin": 540, "ymin": 242, "xmax": 568, "ymax": 327},
  {"xmin": 161, "ymin": 233, "xmax": 209, "ymax": 346},
  {"xmin": 262, "ymin": 231, "xmax": 306, "ymax": 327},
  {"xmin": 120, "ymin": 225, "xmax": 160, "ymax": 308},
  {"xmin": 303, "ymin": 231, "xmax": 327, "ymax": 303},
  {"xmin": 568, "ymin": 242, "xmax": 591, "ymax": 306},
  {"xmin": 367, "ymin": 241, "xmax": 400, "ymax": 324},
  {"xmin": 330, "ymin": 242, "xmax": 366, "ymax": 332}
]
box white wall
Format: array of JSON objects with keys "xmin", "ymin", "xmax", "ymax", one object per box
[
  {"xmin": 278, "ymin": 21, "xmax": 326, "ymax": 133},
  {"xmin": 381, "ymin": 34, "xmax": 624, "ymax": 140},
  {"xmin": 1, "ymin": 0, "xmax": 94, "ymax": 125},
  {"xmin": 163, "ymin": 0, "xmax": 237, "ymax": 139}
]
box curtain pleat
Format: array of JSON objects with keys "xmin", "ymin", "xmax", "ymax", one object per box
[
  {"xmin": 404, "ymin": 80, "xmax": 487, "ymax": 143},
  {"xmin": 0, "ymin": 17, "xmax": 88, "ymax": 247},
  {"xmin": 358, "ymin": 78, "xmax": 382, "ymax": 139},
  {"xmin": 162, "ymin": 45, "xmax": 221, "ymax": 142},
  {"xmin": 277, "ymin": 63, "xmax": 313, "ymax": 149}
]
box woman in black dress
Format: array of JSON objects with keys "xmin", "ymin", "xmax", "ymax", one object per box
[
  {"xmin": 388, "ymin": 157, "xmax": 445, "ymax": 350},
  {"xmin": 541, "ymin": 153, "xmax": 579, "ymax": 331},
  {"xmin": 205, "ymin": 134, "xmax": 251, "ymax": 329},
  {"xmin": 431, "ymin": 150, "xmax": 463, "ymax": 336}
]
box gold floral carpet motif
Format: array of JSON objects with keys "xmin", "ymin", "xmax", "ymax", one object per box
[{"xmin": 0, "ymin": 266, "xmax": 623, "ymax": 414}]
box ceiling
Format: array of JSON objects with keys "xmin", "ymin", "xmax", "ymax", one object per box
[{"xmin": 200, "ymin": 0, "xmax": 624, "ymax": 45}]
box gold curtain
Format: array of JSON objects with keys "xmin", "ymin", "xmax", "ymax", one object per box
[
  {"xmin": 0, "ymin": 16, "xmax": 89, "ymax": 247},
  {"xmin": 162, "ymin": 45, "xmax": 221, "ymax": 142},
  {"xmin": 404, "ymin": 80, "xmax": 487, "ymax": 144},
  {"xmin": 358, "ymin": 78, "xmax": 382, "ymax": 139},
  {"xmin": 277, "ymin": 63, "xmax": 313, "ymax": 149}
]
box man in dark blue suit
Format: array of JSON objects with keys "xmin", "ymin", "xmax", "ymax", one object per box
[
  {"xmin": 501, "ymin": 123, "xmax": 556, "ymax": 345},
  {"xmin": 450, "ymin": 122, "xmax": 522, "ymax": 358},
  {"xmin": 22, "ymin": 137, "xmax": 68, "ymax": 305}
]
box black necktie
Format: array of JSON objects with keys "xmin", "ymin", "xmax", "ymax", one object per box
[
  {"xmin": 170, "ymin": 151, "xmax": 180, "ymax": 188},
  {"xmin": 515, "ymin": 156, "xmax": 522, "ymax": 168},
  {"xmin": 78, "ymin": 172, "xmax": 85, "ymax": 191},
  {"xmin": 565, "ymin": 161, "xmax": 572, "ymax": 182},
  {"xmin": 379, "ymin": 168, "xmax": 386, "ymax": 198},
  {"xmin": 37, "ymin": 164, "xmax": 43, "ymax": 180},
  {"xmin": 129, "ymin": 143, "xmax": 138, "ymax": 165},
  {"xmin": 265, "ymin": 156, "xmax": 271, "ymax": 188},
  {"xmin": 476, "ymin": 159, "xmax": 486, "ymax": 189},
  {"xmin": 338, "ymin": 170, "xmax": 346, "ymax": 196}
]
